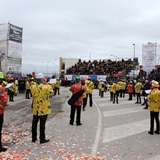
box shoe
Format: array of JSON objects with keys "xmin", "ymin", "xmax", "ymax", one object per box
[
  {"xmin": 143, "ymin": 107, "xmax": 148, "ymax": 109},
  {"xmin": 32, "ymin": 138, "xmax": 37, "ymax": 142},
  {"xmin": 83, "ymin": 109, "xmax": 85, "ymax": 111},
  {"xmin": 40, "ymin": 139, "xmax": 50, "ymax": 144},
  {"xmin": 141, "ymin": 104, "xmax": 145, "ymax": 105},
  {"xmin": 76, "ymin": 123, "xmax": 82, "ymax": 126},
  {"xmin": 113, "ymin": 102, "xmax": 115, "ymax": 104},
  {"xmin": 69, "ymin": 122, "xmax": 73, "ymax": 125},
  {"xmin": 0, "ymin": 147, "xmax": 7, "ymax": 152},
  {"xmin": 148, "ymin": 131, "xmax": 153, "ymax": 135},
  {"xmin": 154, "ymin": 131, "xmax": 159, "ymax": 134},
  {"xmin": 135, "ymin": 102, "xmax": 138, "ymax": 104}
]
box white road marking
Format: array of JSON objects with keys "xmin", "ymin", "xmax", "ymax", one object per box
[
  {"xmin": 102, "ymin": 119, "xmax": 149, "ymax": 143},
  {"xmin": 147, "ymin": 155, "xmax": 160, "ymax": 160},
  {"xmin": 15, "ymin": 106, "xmax": 29, "ymax": 113},
  {"xmin": 103, "ymin": 107, "xmax": 145, "ymax": 117},
  {"xmin": 91, "ymin": 100, "xmax": 102, "ymax": 156}
]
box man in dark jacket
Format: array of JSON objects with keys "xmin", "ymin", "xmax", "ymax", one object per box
[{"xmin": 141, "ymin": 79, "xmax": 151, "ymax": 109}]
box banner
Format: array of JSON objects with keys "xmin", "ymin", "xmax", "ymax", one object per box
[
  {"xmin": 142, "ymin": 43, "xmax": 156, "ymax": 73},
  {"xmin": 0, "ymin": 23, "xmax": 8, "ymax": 41},
  {"xmin": 8, "ymin": 41, "xmax": 22, "ymax": 58},
  {"xmin": 9, "ymin": 23, "xmax": 23, "ymax": 43},
  {"xmin": 7, "ymin": 57, "xmax": 22, "ymax": 74}
]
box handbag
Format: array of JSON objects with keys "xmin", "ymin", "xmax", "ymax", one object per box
[{"xmin": 68, "ymin": 90, "xmax": 85, "ymax": 105}]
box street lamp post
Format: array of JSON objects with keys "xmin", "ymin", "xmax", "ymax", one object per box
[
  {"xmin": 110, "ymin": 54, "xmax": 121, "ymax": 60},
  {"xmin": 30, "ymin": 64, "xmax": 35, "ymax": 72},
  {"xmin": 41, "ymin": 62, "xmax": 49, "ymax": 77},
  {"xmin": 133, "ymin": 44, "xmax": 135, "ymax": 58},
  {"xmin": 53, "ymin": 63, "xmax": 58, "ymax": 77}
]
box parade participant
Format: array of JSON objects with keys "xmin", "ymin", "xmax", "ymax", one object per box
[
  {"xmin": 54, "ymin": 79, "xmax": 60, "ymax": 96},
  {"xmin": 98, "ymin": 80, "xmax": 102, "ymax": 96},
  {"xmin": 146, "ymin": 81, "xmax": 160, "ymax": 135},
  {"xmin": 109, "ymin": 81, "xmax": 114, "ymax": 101},
  {"xmin": 118, "ymin": 80, "xmax": 123, "ymax": 98},
  {"xmin": 127, "ymin": 81, "xmax": 134, "ymax": 100},
  {"xmin": 0, "ymin": 72, "xmax": 8, "ymax": 152},
  {"xmin": 134, "ymin": 79, "xmax": 142, "ymax": 104},
  {"xmin": 141, "ymin": 79, "xmax": 151, "ymax": 109},
  {"xmin": 121, "ymin": 80, "xmax": 127, "ymax": 98},
  {"xmin": 69, "ymin": 76, "xmax": 85, "ymax": 125},
  {"xmin": 85, "ymin": 76, "xmax": 94, "ymax": 107},
  {"xmin": 9, "ymin": 78, "xmax": 16, "ymax": 102},
  {"xmin": 25, "ymin": 78, "xmax": 31, "ymax": 99},
  {"xmin": 112, "ymin": 82, "xmax": 120, "ymax": 104},
  {"xmin": 30, "ymin": 76, "xmax": 53, "ymax": 143},
  {"xmin": 81, "ymin": 78, "xmax": 87, "ymax": 111},
  {"xmin": 100, "ymin": 81, "xmax": 105, "ymax": 98}
]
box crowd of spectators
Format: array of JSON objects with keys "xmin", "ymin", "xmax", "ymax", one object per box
[{"xmin": 66, "ymin": 58, "xmax": 135, "ymax": 77}]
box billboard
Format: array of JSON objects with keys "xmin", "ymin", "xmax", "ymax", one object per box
[{"xmin": 142, "ymin": 43, "xmax": 156, "ymax": 73}]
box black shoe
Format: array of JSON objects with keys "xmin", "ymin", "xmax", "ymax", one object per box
[
  {"xmin": 113, "ymin": 102, "xmax": 115, "ymax": 104},
  {"xmin": 148, "ymin": 131, "xmax": 153, "ymax": 135},
  {"xmin": 143, "ymin": 107, "xmax": 148, "ymax": 109},
  {"xmin": 135, "ymin": 102, "xmax": 138, "ymax": 104},
  {"xmin": 141, "ymin": 104, "xmax": 145, "ymax": 105},
  {"xmin": 69, "ymin": 122, "xmax": 73, "ymax": 125},
  {"xmin": 0, "ymin": 147, "xmax": 7, "ymax": 152},
  {"xmin": 77, "ymin": 123, "xmax": 82, "ymax": 126},
  {"xmin": 40, "ymin": 139, "xmax": 50, "ymax": 144},
  {"xmin": 32, "ymin": 138, "xmax": 37, "ymax": 142},
  {"xmin": 154, "ymin": 131, "xmax": 159, "ymax": 134}
]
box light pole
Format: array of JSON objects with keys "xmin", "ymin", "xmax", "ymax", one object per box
[
  {"xmin": 53, "ymin": 63, "xmax": 58, "ymax": 77},
  {"xmin": 133, "ymin": 44, "xmax": 135, "ymax": 77},
  {"xmin": 30, "ymin": 64, "xmax": 35, "ymax": 72},
  {"xmin": 41, "ymin": 62, "xmax": 49, "ymax": 77},
  {"xmin": 110, "ymin": 54, "xmax": 121, "ymax": 60},
  {"xmin": 133, "ymin": 44, "xmax": 135, "ymax": 58}
]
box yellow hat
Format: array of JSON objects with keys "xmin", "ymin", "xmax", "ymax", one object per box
[
  {"xmin": 0, "ymin": 72, "xmax": 4, "ymax": 79},
  {"xmin": 2, "ymin": 81, "xmax": 8, "ymax": 86},
  {"xmin": 152, "ymin": 81, "xmax": 159, "ymax": 88}
]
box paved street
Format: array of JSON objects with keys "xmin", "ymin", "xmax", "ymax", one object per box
[{"xmin": 0, "ymin": 87, "xmax": 160, "ymax": 160}]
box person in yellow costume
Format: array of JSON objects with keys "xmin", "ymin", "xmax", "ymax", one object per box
[
  {"xmin": 146, "ymin": 81, "xmax": 160, "ymax": 135},
  {"xmin": 9, "ymin": 78, "xmax": 16, "ymax": 102},
  {"xmin": 100, "ymin": 81, "xmax": 105, "ymax": 98},
  {"xmin": 25, "ymin": 78, "xmax": 31, "ymax": 99},
  {"xmin": 81, "ymin": 78, "xmax": 87, "ymax": 111},
  {"xmin": 109, "ymin": 81, "xmax": 114, "ymax": 101},
  {"xmin": 85, "ymin": 77, "xmax": 94, "ymax": 107},
  {"xmin": 134, "ymin": 79, "xmax": 142, "ymax": 104},
  {"xmin": 113, "ymin": 82, "xmax": 120, "ymax": 104},
  {"xmin": 54, "ymin": 79, "xmax": 60, "ymax": 96},
  {"xmin": 98, "ymin": 80, "xmax": 102, "ymax": 96},
  {"xmin": 30, "ymin": 77, "xmax": 53, "ymax": 144}
]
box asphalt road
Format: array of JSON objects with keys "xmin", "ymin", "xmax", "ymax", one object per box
[{"xmin": 0, "ymin": 87, "xmax": 160, "ymax": 160}]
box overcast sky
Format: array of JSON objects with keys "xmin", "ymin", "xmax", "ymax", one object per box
[{"xmin": 1, "ymin": 0, "xmax": 160, "ymax": 75}]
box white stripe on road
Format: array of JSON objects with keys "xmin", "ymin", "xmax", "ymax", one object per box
[
  {"xmin": 147, "ymin": 155, "xmax": 160, "ymax": 160},
  {"xmin": 98, "ymin": 101, "xmax": 136, "ymax": 107},
  {"xmin": 15, "ymin": 106, "xmax": 29, "ymax": 113},
  {"xmin": 102, "ymin": 119, "xmax": 149, "ymax": 143},
  {"xmin": 90, "ymin": 100, "xmax": 102, "ymax": 156},
  {"xmin": 103, "ymin": 107, "xmax": 145, "ymax": 117}
]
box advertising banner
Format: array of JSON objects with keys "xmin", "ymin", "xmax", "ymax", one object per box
[
  {"xmin": 7, "ymin": 57, "xmax": 22, "ymax": 74},
  {"xmin": 142, "ymin": 44, "xmax": 156, "ymax": 73},
  {"xmin": 0, "ymin": 23, "xmax": 8, "ymax": 41},
  {"xmin": 9, "ymin": 23, "xmax": 23, "ymax": 43},
  {"xmin": 8, "ymin": 41, "xmax": 22, "ymax": 58}
]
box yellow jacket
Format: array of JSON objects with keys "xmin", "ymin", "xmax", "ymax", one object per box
[
  {"xmin": 10, "ymin": 82, "xmax": 16, "ymax": 92},
  {"xmin": 146, "ymin": 88, "xmax": 160, "ymax": 112},
  {"xmin": 30, "ymin": 83, "xmax": 54, "ymax": 116},
  {"xmin": 85, "ymin": 80, "xmax": 94, "ymax": 94},
  {"xmin": 134, "ymin": 82, "xmax": 142, "ymax": 93},
  {"xmin": 26, "ymin": 81, "xmax": 30, "ymax": 89},
  {"xmin": 55, "ymin": 80, "xmax": 60, "ymax": 88},
  {"xmin": 109, "ymin": 84, "xmax": 114, "ymax": 93}
]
